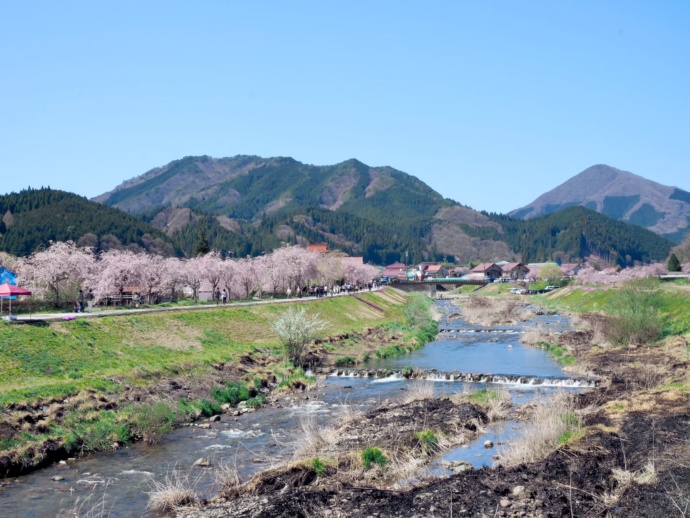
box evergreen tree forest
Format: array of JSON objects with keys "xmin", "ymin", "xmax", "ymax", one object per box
[
  {"xmin": 477, "ymin": 207, "xmax": 673, "ymax": 266},
  {"xmin": 0, "ymin": 187, "xmax": 674, "ymax": 267},
  {"xmin": 0, "ymin": 189, "xmax": 178, "ymax": 256}
]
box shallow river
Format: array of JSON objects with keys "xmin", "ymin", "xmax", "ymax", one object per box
[{"xmin": 0, "ymin": 300, "xmax": 585, "ymax": 517}]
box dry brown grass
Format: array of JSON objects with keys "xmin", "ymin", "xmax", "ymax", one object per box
[
  {"xmin": 452, "ymin": 386, "xmax": 511, "ymax": 422},
  {"xmin": 402, "ymin": 381, "xmax": 436, "ymax": 404},
  {"xmin": 146, "ymin": 468, "xmax": 202, "ymax": 513},
  {"xmin": 499, "ymin": 393, "xmax": 580, "ymax": 467},
  {"xmin": 56, "ymin": 482, "xmax": 113, "ymax": 517},
  {"xmin": 213, "ymin": 461, "xmax": 242, "ymax": 494},
  {"xmin": 458, "ymin": 296, "xmax": 533, "ymax": 326},
  {"xmin": 485, "ymin": 390, "xmax": 512, "ymax": 422},
  {"xmin": 290, "ymin": 414, "xmax": 339, "ymax": 459},
  {"xmin": 520, "ymin": 327, "xmax": 557, "ymax": 346}
]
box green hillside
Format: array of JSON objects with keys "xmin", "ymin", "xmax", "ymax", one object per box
[
  {"xmin": 479, "ymin": 206, "xmax": 673, "ymax": 265},
  {"xmin": 0, "ymin": 188, "xmax": 178, "ymax": 256}
]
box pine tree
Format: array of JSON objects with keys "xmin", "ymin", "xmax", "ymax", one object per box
[
  {"xmin": 195, "ymin": 231, "xmax": 210, "ymax": 256},
  {"xmin": 668, "ymin": 253, "xmax": 682, "ymax": 272}
]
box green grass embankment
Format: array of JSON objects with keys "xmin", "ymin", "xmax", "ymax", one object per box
[
  {"xmin": 535, "ymin": 280, "xmax": 690, "ymax": 338},
  {"xmin": 0, "ymin": 289, "xmax": 441, "ymax": 474},
  {"xmin": 0, "ymin": 291, "xmax": 408, "ymax": 405}
]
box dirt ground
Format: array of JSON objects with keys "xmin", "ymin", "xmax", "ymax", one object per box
[{"xmin": 178, "ymin": 319, "xmax": 690, "ymax": 518}]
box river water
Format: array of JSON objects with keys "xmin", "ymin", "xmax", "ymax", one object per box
[{"xmin": 0, "ymin": 300, "xmax": 586, "ymax": 517}]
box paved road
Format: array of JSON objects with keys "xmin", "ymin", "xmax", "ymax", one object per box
[{"xmin": 5, "ymin": 289, "xmax": 385, "ymax": 323}]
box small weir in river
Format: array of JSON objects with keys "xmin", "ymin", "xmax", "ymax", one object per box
[
  {"xmin": 324, "ymin": 368, "xmax": 597, "ymax": 387},
  {"xmin": 0, "ymin": 299, "xmax": 594, "ymax": 517}
]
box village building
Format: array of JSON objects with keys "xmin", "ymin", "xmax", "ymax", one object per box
[
  {"xmin": 307, "ymin": 243, "xmax": 329, "ymax": 253},
  {"xmin": 421, "ymin": 264, "xmax": 449, "ymax": 279},
  {"xmin": 560, "ymin": 263, "xmax": 581, "ymax": 277},
  {"xmin": 470, "ymin": 262, "xmax": 503, "ymax": 280},
  {"xmin": 500, "ymin": 262, "xmax": 530, "ymax": 280},
  {"xmin": 407, "ymin": 262, "xmax": 441, "ymax": 281},
  {"xmin": 382, "ymin": 262, "xmax": 408, "ymax": 280}
]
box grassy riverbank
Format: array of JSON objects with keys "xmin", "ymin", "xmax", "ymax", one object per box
[{"xmin": 0, "ymin": 289, "xmax": 438, "ymax": 476}]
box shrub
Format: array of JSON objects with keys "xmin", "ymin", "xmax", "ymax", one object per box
[
  {"xmin": 335, "ymin": 356, "xmax": 356, "ymax": 367},
  {"xmin": 403, "ymin": 295, "xmax": 432, "ymax": 327},
  {"xmin": 271, "ymin": 306, "xmax": 327, "ymax": 364},
  {"xmin": 245, "ymin": 395, "xmax": 266, "ymax": 409},
  {"xmin": 211, "ymin": 381, "xmax": 250, "ymax": 406},
  {"xmin": 194, "ymin": 399, "xmax": 221, "ymax": 417},
  {"xmin": 535, "ymin": 342, "xmax": 575, "ymax": 366},
  {"xmin": 605, "ymin": 279, "xmax": 664, "ymax": 345},
  {"xmin": 361, "ymin": 447, "xmax": 388, "ymax": 470},
  {"xmin": 311, "ymin": 457, "xmax": 326, "ymax": 477},
  {"xmin": 131, "ymin": 402, "xmax": 177, "ymax": 445},
  {"xmin": 415, "ymin": 430, "xmax": 439, "ymax": 454},
  {"xmin": 178, "ymin": 397, "xmax": 193, "ymax": 415}
]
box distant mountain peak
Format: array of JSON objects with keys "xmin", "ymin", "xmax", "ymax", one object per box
[{"xmin": 510, "ymin": 165, "xmax": 690, "ymax": 242}]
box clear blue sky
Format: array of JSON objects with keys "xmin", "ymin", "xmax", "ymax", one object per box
[{"xmin": 1, "ymin": 1, "xmax": 688, "ymax": 213}]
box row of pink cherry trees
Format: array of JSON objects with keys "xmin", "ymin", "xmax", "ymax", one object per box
[
  {"xmin": 575, "ymin": 263, "xmax": 672, "ymax": 287},
  {"xmin": 14, "ymin": 241, "xmax": 381, "ymax": 307}
]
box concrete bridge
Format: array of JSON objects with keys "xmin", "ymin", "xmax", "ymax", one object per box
[{"xmin": 389, "ymin": 278, "xmax": 485, "ymax": 297}]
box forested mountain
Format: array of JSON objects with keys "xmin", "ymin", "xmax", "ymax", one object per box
[
  {"xmin": 478, "ymin": 207, "xmax": 673, "ymax": 266},
  {"xmin": 99, "ymin": 155, "xmax": 515, "ymax": 264},
  {"xmin": 93, "ymin": 155, "xmax": 674, "ymax": 266},
  {"xmin": 0, "ymin": 189, "xmax": 178, "ymax": 256},
  {"xmin": 510, "ymin": 164, "xmax": 690, "ymax": 243}
]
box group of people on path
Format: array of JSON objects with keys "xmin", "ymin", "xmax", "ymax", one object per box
[{"xmin": 213, "ymin": 288, "xmax": 229, "ymax": 305}]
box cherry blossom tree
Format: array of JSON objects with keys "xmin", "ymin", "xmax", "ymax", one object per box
[
  {"xmin": 181, "ymin": 257, "xmax": 204, "ymax": 301},
  {"xmin": 342, "ymin": 261, "xmax": 380, "ymax": 286},
  {"xmin": 138, "ymin": 254, "xmax": 167, "ymax": 304},
  {"xmin": 19, "ymin": 241, "xmax": 94, "ymax": 307},
  {"xmin": 234, "ymin": 257, "xmax": 262, "ymax": 299},
  {"xmin": 576, "ymin": 263, "xmax": 667, "ymax": 287},
  {"xmin": 314, "ymin": 253, "xmax": 343, "ymax": 287},
  {"xmin": 198, "ymin": 251, "xmax": 224, "ymax": 297},
  {"xmin": 161, "ymin": 257, "xmax": 184, "ymax": 301},
  {"xmin": 90, "ymin": 249, "xmax": 142, "ymax": 304},
  {"xmin": 220, "ymin": 258, "xmax": 237, "ymax": 300},
  {"xmin": 279, "ymin": 246, "xmax": 319, "ymax": 293},
  {"xmin": 259, "ymin": 250, "xmax": 286, "ymax": 296}
]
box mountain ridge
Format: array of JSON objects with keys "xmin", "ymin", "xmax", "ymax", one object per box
[
  {"xmin": 92, "ymin": 155, "xmax": 674, "ymax": 266},
  {"xmin": 510, "ymin": 164, "xmax": 690, "ymax": 242}
]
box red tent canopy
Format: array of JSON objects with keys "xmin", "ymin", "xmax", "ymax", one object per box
[{"xmin": 0, "ymin": 283, "xmax": 32, "ymax": 296}]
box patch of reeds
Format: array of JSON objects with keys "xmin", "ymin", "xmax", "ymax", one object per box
[
  {"xmin": 290, "ymin": 414, "xmax": 339, "ymax": 459},
  {"xmin": 146, "ymin": 468, "xmax": 201, "ymax": 513},
  {"xmin": 453, "ymin": 386, "xmax": 511, "ymax": 422},
  {"xmin": 499, "ymin": 393, "xmax": 581, "ymax": 467},
  {"xmin": 459, "ymin": 296, "xmax": 533, "ymax": 326},
  {"xmin": 56, "ymin": 482, "xmax": 113, "ymax": 518},
  {"xmin": 213, "ymin": 460, "xmax": 241, "ymax": 494},
  {"xmin": 402, "ymin": 381, "xmax": 435, "ymax": 403}
]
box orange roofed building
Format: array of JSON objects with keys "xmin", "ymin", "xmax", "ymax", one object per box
[{"xmin": 307, "ymin": 243, "xmax": 329, "ymax": 253}]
